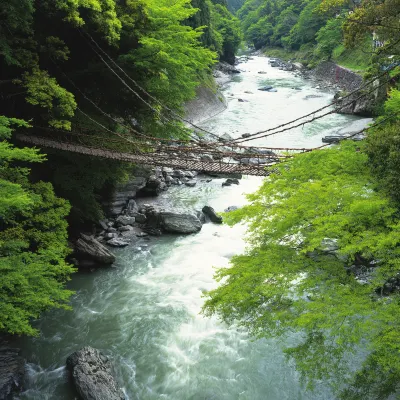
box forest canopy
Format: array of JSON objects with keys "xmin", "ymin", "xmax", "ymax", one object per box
[{"xmin": 0, "ymin": 0, "xmax": 240, "ymax": 335}]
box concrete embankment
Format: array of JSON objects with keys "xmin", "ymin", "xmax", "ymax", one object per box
[{"xmin": 184, "ymin": 85, "xmax": 227, "ymax": 125}]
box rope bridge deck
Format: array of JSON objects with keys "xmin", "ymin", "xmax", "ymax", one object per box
[{"xmin": 16, "ymin": 133, "xmax": 307, "ymax": 177}]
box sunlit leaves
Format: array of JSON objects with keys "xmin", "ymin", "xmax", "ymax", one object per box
[
  {"xmin": 0, "ymin": 117, "xmax": 74, "ymax": 336},
  {"xmin": 203, "ymin": 141, "xmax": 400, "ymax": 398}
]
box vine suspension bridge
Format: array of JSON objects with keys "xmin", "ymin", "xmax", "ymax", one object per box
[{"xmin": 16, "ymin": 130, "xmax": 310, "ymax": 177}]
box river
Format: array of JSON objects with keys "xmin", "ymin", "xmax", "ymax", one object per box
[{"xmin": 16, "ymin": 56, "xmax": 363, "ymax": 400}]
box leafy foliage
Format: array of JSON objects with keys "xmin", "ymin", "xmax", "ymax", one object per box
[
  {"xmin": 203, "ymin": 142, "xmax": 400, "ymax": 398},
  {"xmin": 0, "ymin": 116, "xmax": 74, "ymax": 336},
  {"xmin": 1, "ymin": 0, "xmax": 240, "ymax": 225}
]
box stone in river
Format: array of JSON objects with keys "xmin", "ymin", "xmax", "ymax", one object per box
[
  {"xmin": 107, "ymin": 238, "xmax": 130, "ymax": 247},
  {"xmin": 75, "ymin": 234, "xmax": 116, "ymax": 265},
  {"xmin": 160, "ymin": 211, "xmax": 202, "ymax": 234},
  {"xmin": 258, "ymin": 86, "xmax": 273, "ymax": 91},
  {"xmin": 66, "ymin": 347, "xmax": 125, "ymax": 400},
  {"xmin": 185, "ymin": 180, "xmax": 197, "ymax": 187},
  {"xmin": 225, "ymin": 206, "xmax": 239, "ymax": 212},
  {"xmin": 222, "ymin": 178, "xmax": 240, "ymax": 187},
  {"xmin": 202, "ymin": 206, "xmax": 223, "ymax": 224}
]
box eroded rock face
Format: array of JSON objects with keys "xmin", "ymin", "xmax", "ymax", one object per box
[
  {"xmin": 66, "ymin": 347, "xmax": 125, "ymax": 400},
  {"xmin": 75, "ymin": 234, "xmax": 116, "ymax": 265},
  {"xmin": 0, "ymin": 346, "xmax": 25, "ymax": 400}
]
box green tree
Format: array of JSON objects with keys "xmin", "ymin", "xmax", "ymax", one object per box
[
  {"xmin": 203, "ymin": 141, "xmax": 400, "ymax": 398},
  {"xmin": 0, "ymin": 116, "xmax": 75, "ymax": 336},
  {"xmin": 211, "ymin": 4, "xmax": 242, "ymax": 63},
  {"xmin": 314, "ymin": 17, "xmax": 343, "ymax": 59}
]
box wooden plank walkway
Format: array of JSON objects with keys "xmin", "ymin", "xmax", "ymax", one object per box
[{"xmin": 16, "ymin": 134, "xmax": 276, "ymax": 176}]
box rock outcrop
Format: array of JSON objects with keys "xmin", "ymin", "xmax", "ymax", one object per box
[
  {"xmin": 66, "ymin": 347, "xmax": 125, "ymax": 400},
  {"xmin": 75, "ymin": 234, "xmax": 116, "ymax": 265},
  {"xmin": 0, "ymin": 345, "xmax": 25, "ymax": 400},
  {"xmin": 104, "ymin": 176, "xmax": 147, "ymax": 216},
  {"xmin": 334, "ymin": 90, "xmax": 381, "ymax": 117}
]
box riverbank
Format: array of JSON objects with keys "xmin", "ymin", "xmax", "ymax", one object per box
[
  {"xmin": 263, "ymin": 51, "xmax": 388, "ymax": 117},
  {"xmin": 262, "ymin": 45, "xmax": 370, "ymax": 73}
]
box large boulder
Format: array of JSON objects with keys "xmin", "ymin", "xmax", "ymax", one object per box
[
  {"xmin": 66, "ymin": 347, "xmax": 125, "ymax": 400},
  {"xmin": 202, "ymin": 206, "xmax": 223, "ymax": 224},
  {"xmin": 160, "ymin": 211, "xmax": 202, "ymax": 234},
  {"xmin": 142, "ymin": 207, "xmax": 203, "ymax": 234},
  {"xmin": 0, "ymin": 345, "xmax": 25, "ymax": 400},
  {"xmin": 75, "ymin": 234, "xmax": 116, "ymax": 265}
]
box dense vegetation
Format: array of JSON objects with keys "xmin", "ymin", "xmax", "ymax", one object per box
[
  {"xmin": 0, "ymin": 0, "xmax": 240, "ymax": 335},
  {"xmin": 236, "ymin": 0, "xmax": 400, "ymax": 70},
  {"xmin": 203, "ymin": 0, "xmax": 400, "ymax": 398},
  {"xmin": 0, "ymin": 116, "xmax": 74, "ymax": 336}
]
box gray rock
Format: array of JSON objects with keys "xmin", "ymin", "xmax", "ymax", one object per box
[
  {"xmin": 105, "ymin": 177, "xmax": 147, "ymax": 216},
  {"xmin": 75, "ymin": 234, "xmax": 116, "ymax": 265},
  {"xmin": 222, "ymin": 178, "xmax": 240, "ymax": 187},
  {"xmin": 134, "ymin": 213, "xmax": 147, "ymax": 224},
  {"xmin": 140, "ymin": 175, "xmax": 167, "ymax": 196},
  {"xmin": 224, "ymin": 206, "xmax": 239, "ymax": 212},
  {"xmin": 105, "ymin": 232, "xmax": 118, "ymax": 239},
  {"xmin": 66, "ymin": 347, "xmax": 125, "ymax": 400},
  {"xmin": 216, "ymin": 61, "xmax": 241, "ymax": 74},
  {"xmin": 99, "ymin": 220, "xmax": 109, "ymax": 231},
  {"xmin": 160, "ymin": 211, "xmax": 202, "ymax": 234},
  {"xmin": 162, "ymin": 167, "xmax": 174, "ymax": 175},
  {"xmin": 185, "ymin": 180, "xmax": 197, "ymax": 187},
  {"xmin": 0, "ymin": 346, "xmax": 25, "ymax": 400},
  {"xmin": 107, "ymin": 238, "xmax": 130, "ymax": 247},
  {"xmin": 118, "ymin": 225, "xmax": 133, "ymax": 232},
  {"xmin": 107, "ymin": 227, "xmax": 117, "ymax": 233},
  {"xmin": 258, "ymin": 86, "xmax": 273, "ymax": 91},
  {"xmin": 116, "ymin": 216, "xmax": 136, "ymax": 226},
  {"xmin": 202, "ymin": 206, "xmax": 223, "ymax": 224},
  {"xmin": 196, "ymin": 210, "xmax": 206, "ymax": 224},
  {"xmin": 126, "ymin": 199, "xmax": 138, "ymax": 216},
  {"xmin": 184, "ymin": 171, "xmax": 196, "ymax": 178},
  {"xmin": 172, "ymin": 170, "xmax": 185, "ymax": 178}
]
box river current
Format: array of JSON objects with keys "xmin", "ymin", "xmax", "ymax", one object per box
[{"xmin": 16, "ymin": 56, "xmax": 362, "ymax": 400}]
